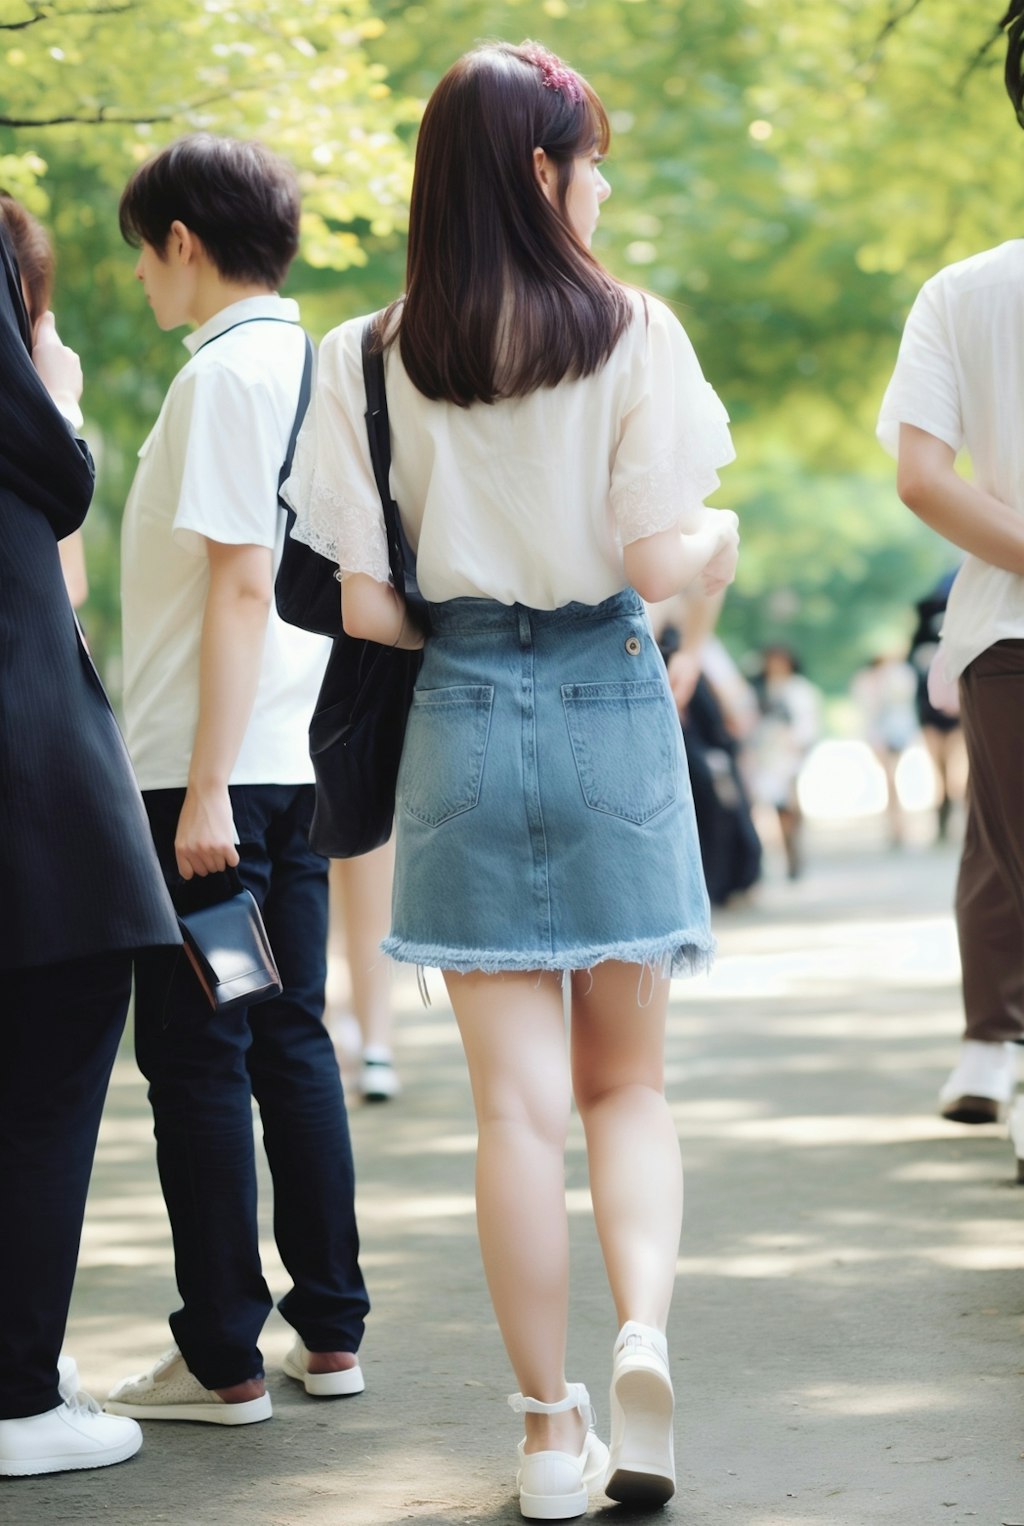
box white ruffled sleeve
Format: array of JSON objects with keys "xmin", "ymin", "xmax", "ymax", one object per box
[
  {"xmin": 283, "ymin": 320, "xmax": 391, "ymax": 584},
  {"xmin": 611, "ymin": 298, "xmax": 735, "ymax": 544}
]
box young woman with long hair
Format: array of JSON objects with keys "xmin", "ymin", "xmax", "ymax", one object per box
[{"xmin": 291, "ymin": 40, "xmax": 738, "ymax": 1520}]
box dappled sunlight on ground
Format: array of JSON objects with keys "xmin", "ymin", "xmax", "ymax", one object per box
[
  {"xmin": 47, "ymin": 839, "xmax": 1022, "ymax": 1526},
  {"xmin": 787, "ymin": 1381, "xmax": 957, "ymax": 1416}
]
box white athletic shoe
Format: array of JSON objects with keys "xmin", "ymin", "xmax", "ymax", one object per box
[
  {"xmin": 360, "ymin": 1050, "xmax": 401, "ymax": 1102},
  {"xmin": 939, "ymin": 1041, "xmax": 1018, "ymax": 1123},
  {"xmin": 104, "ymin": 1347, "xmax": 271, "ymax": 1425},
  {"xmin": 0, "ymin": 1396, "xmax": 142, "ymax": 1477},
  {"xmin": 1008, "ymin": 1096, "xmax": 1024, "ymax": 1184},
  {"xmin": 282, "ymin": 1337, "xmax": 364, "ymax": 1397},
  {"xmin": 605, "ymin": 1323, "xmax": 676, "ymax": 1507}
]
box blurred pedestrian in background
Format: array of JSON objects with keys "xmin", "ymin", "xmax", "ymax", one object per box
[
  {"xmin": 850, "ymin": 653, "xmax": 918, "ymax": 848},
  {"xmin": 907, "ymin": 570, "xmax": 967, "ymax": 843},
  {"xmin": 749, "ymin": 645, "xmax": 821, "ymax": 881},
  {"xmin": 650, "ymin": 592, "xmax": 761, "ymax": 907},
  {"xmin": 327, "ymin": 848, "xmax": 401, "ymax": 1102}
]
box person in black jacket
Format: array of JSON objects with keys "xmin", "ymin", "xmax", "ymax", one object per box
[{"xmin": 0, "ymin": 205, "xmax": 181, "ymax": 1477}]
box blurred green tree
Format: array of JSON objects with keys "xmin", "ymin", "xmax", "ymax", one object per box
[
  {"xmin": 1, "ymin": 0, "xmax": 419, "ymax": 673},
  {"xmin": 1, "ymin": 0, "xmax": 1015, "ymax": 694}
]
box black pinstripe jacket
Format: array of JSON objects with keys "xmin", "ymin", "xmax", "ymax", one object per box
[{"xmin": 0, "ymin": 223, "xmax": 179, "ymax": 971}]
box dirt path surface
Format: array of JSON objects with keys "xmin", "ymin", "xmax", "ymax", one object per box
[{"xmin": 5, "ymin": 832, "xmax": 1022, "ymax": 1526}]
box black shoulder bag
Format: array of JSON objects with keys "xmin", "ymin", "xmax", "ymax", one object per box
[
  {"xmin": 305, "ymin": 318, "xmax": 427, "ymax": 857},
  {"xmin": 274, "ymin": 333, "xmax": 344, "ymax": 637}
]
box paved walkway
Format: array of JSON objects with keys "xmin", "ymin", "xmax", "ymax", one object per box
[{"xmin": 6, "ymin": 827, "xmax": 1023, "ymax": 1526}]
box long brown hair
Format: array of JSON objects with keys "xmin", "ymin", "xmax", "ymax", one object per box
[
  {"xmin": 0, "ymin": 195, "xmax": 54, "ymax": 326},
  {"xmin": 387, "ymin": 41, "xmax": 633, "ymax": 407}
]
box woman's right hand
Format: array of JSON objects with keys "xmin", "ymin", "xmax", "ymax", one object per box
[
  {"xmin": 31, "ymin": 311, "xmax": 84, "ymax": 415},
  {"xmin": 699, "ymin": 510, "xmax": 740, "ymax": 596}
]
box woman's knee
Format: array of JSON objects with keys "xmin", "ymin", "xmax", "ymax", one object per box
[{"xmin": 475, "ymin": 1073, "xmax": 571, "ymax": 1150}]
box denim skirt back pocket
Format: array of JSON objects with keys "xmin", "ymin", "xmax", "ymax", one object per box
[
  {"xmin": 401, "ymin": 684, "xmax": 495, "ymax": 828},
  {"xmin": 561, "ymin": 679, "xmax": 679, "ymax": 824}
]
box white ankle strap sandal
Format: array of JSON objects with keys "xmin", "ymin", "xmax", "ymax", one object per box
[
  {"xmin": 507, "ymin": 1383, "xmax": 609, "ymax": 1521},
  {"xmin": 507, "ymin": 1381, "xmax": 593, "ymax": 1420}
]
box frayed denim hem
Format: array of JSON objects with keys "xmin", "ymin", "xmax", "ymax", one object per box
[{"xmin": 380, "ymin": 931, "xmax": 716, "ymax": 980}]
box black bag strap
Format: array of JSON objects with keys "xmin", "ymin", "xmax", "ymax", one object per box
[
  {"xmin": 277, "ymin": 332, "xmax": 314, "ymax": 505},
  {"xmin": 194, "ymin": 314, "xmax": 301, "ymax": 355},
  {"xmin": 360, "ymin": 317, "xmax": 428, "ymax": 630},
  {"xmin": 360, "ymin": 316, "xmax": 404, "ymax": 589}
]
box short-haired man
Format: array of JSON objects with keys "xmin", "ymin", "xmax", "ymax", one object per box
[{"xmin": 106, "ymin": 134, "xmax": 369, "ymax": 1423}]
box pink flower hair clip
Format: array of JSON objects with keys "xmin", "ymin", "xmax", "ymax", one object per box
[{"xmin": 521, "ymin": 43, "xmax": 585, "ymax": 106}]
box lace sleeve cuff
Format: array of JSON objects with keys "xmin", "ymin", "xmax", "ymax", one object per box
[
  {"xmin": 613, "ymin": 404, "xmax": 736, "ymax": 545},
  {"xmin": 291, "ymin": 469, "xmax": 392, "ymax": 584}
]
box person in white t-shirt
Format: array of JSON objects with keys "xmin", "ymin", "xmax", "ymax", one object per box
[
  {"xmin": 104, "ymin": 134, "xmax": 370, "ymax": 1428},
  {"xmin": 850, "ymin": 654, "xmax": 919, "ymax": 848},
  {"xmin": 878, "ymin": 233, "xmax": 1024, "ymax": 1156},
  {"xmin": 289, "ymin": 42, "xmax": 739, "ymax": 1519}
]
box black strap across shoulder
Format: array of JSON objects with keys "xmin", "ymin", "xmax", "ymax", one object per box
[
  {"xmin": 360, "ymin": 318, "xmax": 400, "ymax": 582},
  {"xmin": 277, "ymin": 333, "xmax": 314, "ymax": 499},
  {"xmin": 186, "ymin": 312, "xmax": 313, "ymax": 498},
  {"xmin": 193, "ymin": 314, "xmax": 301, "ymax": 354},
  {"xmin": 360, "ymin": 317, "xmax": 426, "ymax": 625}
]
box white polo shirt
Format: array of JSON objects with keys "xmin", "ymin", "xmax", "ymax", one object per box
[
  {"xmin": 121, "ymin": 294, "xmax": 330, "ymax": 790},
  {"xmin": 878, "ymin": 241, "xmax": 1024, "ymax": 680}
]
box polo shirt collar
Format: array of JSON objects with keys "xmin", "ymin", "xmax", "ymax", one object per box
[{"xmin": 183, "ymin": 293, "xmax": 300, "ymax": 356}]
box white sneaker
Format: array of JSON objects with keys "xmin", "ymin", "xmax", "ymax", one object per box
[
  {"xmin": 282, "ymin": 1337, "xmax": 364, "ymax": 1397},
  {"xmin": 360, "ymin": 1050, "xmax": 400, "ymax": 1102},
  {"xmin": 0, "ymin": 1397, "xmax": 142, "ymax": 1477},
  {"xmin": 104, "ymin": 1347, "xmax": 271, "ymax": 1425},
  {"xmin": 508, "ymin": 1383, "xmax": 609, "ymax": 1521},
  {"xmin": 939, "ymin": 1041, "xmax": 1018, "ymax": 1123},
  {"xmin": 1008, "ymin": 1097, "xmax": 1024, "ymax": 1184},
  {"xmin": 605, "ymin": 1322, "xmax": 676, "ymax": 1506}
]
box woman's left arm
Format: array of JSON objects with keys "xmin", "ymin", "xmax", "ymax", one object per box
[{"xmin": 341, "ymin": 572, "xmax": 425, "ymax": 650}]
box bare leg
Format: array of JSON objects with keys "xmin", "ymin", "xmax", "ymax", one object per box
[
  {"xmin": 925, "ymin": 726, "xmax": 968, "ymax": 841},
  {"xmin": 570, "ymin": 962, "xmax": 682, "ymax": 1332},
  {"xmin": 778, "ymin": 804, "xmax": 803, "ymax": 879},
  {"xmin": 444, "ymin": 968, "xmax": 584, "ymax": 1456},
  {"xmin": 330, "ymin": 844, "xmax": 395, "ymax": 1056},
  {"xmin": 878, "ymin": 748, "xmax": 904, "ymax": 847}
]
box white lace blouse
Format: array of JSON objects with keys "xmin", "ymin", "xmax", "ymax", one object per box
[{"xmin": 286, "ymin": 289, "xmax": 735, "ymax": 608}]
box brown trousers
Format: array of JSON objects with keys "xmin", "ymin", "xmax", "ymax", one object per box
[{"xmin": 955, "ymin": 639, "xmax": 1024, "ymax": 1043}]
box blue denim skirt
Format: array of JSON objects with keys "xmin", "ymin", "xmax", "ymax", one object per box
[{"xmin": 382, "ymin": 588, "xmax": 713, "ymax": 977}]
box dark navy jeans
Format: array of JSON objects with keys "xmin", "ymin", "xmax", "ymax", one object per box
[
  {"xmin": 0, "ymin": 951, "xmax": 131, "ymax": 1419},
  {"xmin": 134, "ymin": 784, "xmax": 369, "ymax": 1390}
]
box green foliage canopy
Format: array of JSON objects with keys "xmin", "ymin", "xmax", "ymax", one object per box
[{"xmin": 1, "ymin": 0, "xmax": 1018, "ymax": 693}]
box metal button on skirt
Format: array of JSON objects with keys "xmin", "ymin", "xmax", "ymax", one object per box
[{"xmin": 382, "ymin": 588, "xmax": 713, "ymax": 977}]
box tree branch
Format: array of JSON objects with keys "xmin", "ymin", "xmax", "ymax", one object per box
[
  {"xmin": 1, "ymin": 2, "xmax": 133, "ymax": 29},
  {"xmin": 955, "ymin": 19, "xmax": 1004, "ymax": 94},
  {"xmin": 0, "ymin": 77, "xmax": 299, "ymax": 129},
  {"xmin": 873, "ymin": 0, "xmax": 927, "ymax": 50}
]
